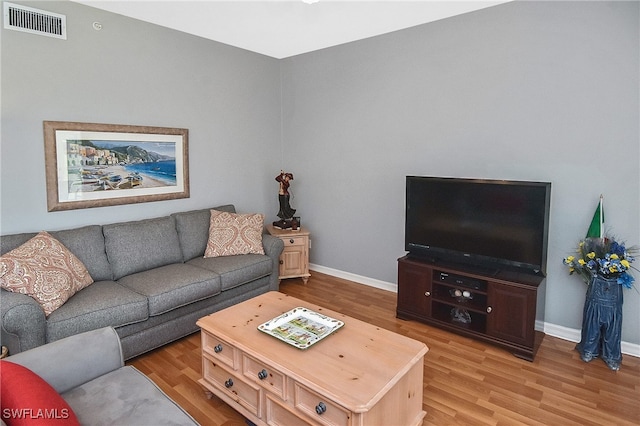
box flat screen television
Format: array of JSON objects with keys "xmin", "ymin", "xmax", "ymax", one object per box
[{"xmin": 405, "ymin": 176, "xmax": 551, "ymax": 276}]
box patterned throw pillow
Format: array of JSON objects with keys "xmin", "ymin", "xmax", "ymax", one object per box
[
  {"xmin": 0, "ymin": 231, "xmax": 93, "ymax": 316},
  {"xmin": 204, "ymin": 210, "xmax": 265, "ymax": 257}
]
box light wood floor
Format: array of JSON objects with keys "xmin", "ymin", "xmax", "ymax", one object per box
[{"xmin": 129, "ymin": 272, "xmax": 640, "ymax": 425}]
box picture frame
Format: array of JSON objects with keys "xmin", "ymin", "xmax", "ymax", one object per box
[{"xmin": 43, "ymin": 121, "xmax": 189, "ymax": 211}]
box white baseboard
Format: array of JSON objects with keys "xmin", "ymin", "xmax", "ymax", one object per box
[
  {"xmin": 310, "ymin": 264, "xmax": 398, "ymax": 293},
  {"xmin": 309, "ymin": 264, "xmax": 640, "ymax": 358}
]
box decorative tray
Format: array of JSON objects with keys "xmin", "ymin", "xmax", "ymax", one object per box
[{"xmin": 258, "ymin": 307, "xmax": 344, "ymax": 349}]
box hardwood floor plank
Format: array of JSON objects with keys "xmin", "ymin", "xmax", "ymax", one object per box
[{"xmin": 128, "ymin": 272, "xmax": 640, "ymax": 425}]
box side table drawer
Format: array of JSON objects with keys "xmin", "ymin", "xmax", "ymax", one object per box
[
  {"xmin": 294, "ymin": 382, "xmax": 351, "ymax": 426},
  {"xmin": 203, "ymin": 354, "xmax": 261, "ymax": 417},
  {"xmin": 202, "ymin": 332, "xmax": 236, "ymax": 369},
  {"xmin": 284, "ymin": 236, "xmax": 307, "ymax": 247},
  {"xmin": 243, "ymin": 354, "xmax": 286, "ymax": 400}
]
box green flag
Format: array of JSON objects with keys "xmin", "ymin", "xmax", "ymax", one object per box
[{"xmin": 585, "ymin": 195, "xmax": 604, "ymax": 238}]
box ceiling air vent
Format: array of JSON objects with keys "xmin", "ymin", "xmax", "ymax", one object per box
[{"xmin": 3, "ymin": 2, "xmax": 66, "ymax": 39}]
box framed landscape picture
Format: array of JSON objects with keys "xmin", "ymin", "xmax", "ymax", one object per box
[{"xmin": 44, "ymin": 121, "xmax": 189, "ymax": 211}]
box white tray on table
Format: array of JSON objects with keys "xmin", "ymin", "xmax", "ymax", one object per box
[{"xmin": 258, "ymin": 307, "xmax": 344, "ymax": 349}]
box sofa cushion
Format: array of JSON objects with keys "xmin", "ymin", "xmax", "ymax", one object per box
[
  {"xmin": 0, "ymin": 232, "xmax": 94, "ymax": 316},
  {"xmin": 173, "ymin": 204, "xmax": 236, "ymax": 261},
  {"xmin": 205, "ymin": 210, "xmax": 265, "ymax": 257},
  {"xmin": 0, "ymin": 232, "xmax": 37, "ymax": 255},
  {"xmin": 117, "ymin": 263, "xmax": 221, "ymax": 316},
  {"xmin": 46, "ymin": 281, "xmax": 149, "ymax": 343},
  {"xmin": 103, "ymin": 216, "xmax": 183, "ymax": 280},
  {"xmin": 188, "ymin": 254, "xmax": 272, "ymax": 291},
  {"xmin": 61, "ymin": 366, "xmax": 198, "ymax": 426},
  {"xmin": 0, "ymin": 360, "xmax": 80, "ymax": 425},
  {"xmin": 51, "ymin": 225, "xmax": 112, "ymax": 282}
]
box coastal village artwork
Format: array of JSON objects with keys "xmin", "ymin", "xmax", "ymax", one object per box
[
  {"xmin": 44, "ymin": 121, "xmax": 189, "ymax": 211},
  {"xmin": 66, "ymin": 139, "xmax": 177, "ymax": 192}
]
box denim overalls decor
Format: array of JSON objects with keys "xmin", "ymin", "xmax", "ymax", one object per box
[{"xmin": 575, "ymin": 275, "xmax": 623, "ymax": 371}]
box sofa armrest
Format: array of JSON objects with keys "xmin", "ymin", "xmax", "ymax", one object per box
[
  {"xmin": 6, "ymin": 327, "xmax": 124, "ymax": 394},
  {"xmin": 262, "ymin": 233, "xmax": 284, "ymax": 259},
  {"xmin": 0, "ymin": 289, "xmax": 46, "ymax": 355},
  {"xmin": 262, "ymin": 233, "xmax": 284, "ymax": 291}
]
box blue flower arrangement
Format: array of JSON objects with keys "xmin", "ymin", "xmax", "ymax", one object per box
[{"xmin": 563, "ymin": 236, "xmax": 637, "ymax": 289}]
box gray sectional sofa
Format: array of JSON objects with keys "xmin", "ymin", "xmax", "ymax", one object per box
[{"xmin": 0, "ymin": 205, "xmax": 284, "ymax": 360}]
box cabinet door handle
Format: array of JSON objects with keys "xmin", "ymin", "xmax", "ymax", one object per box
[
  {"xmin": 424, "ymin": 291, "xmax": 431, "ymax": 297},
  {"xmin": 214, "ymin": 344, "xmax": 223, "ymax": 353},
  {"xmin": 315, "ymin": 402, "xmax": 327, "ymax": 415},
  {"xmin": 258, "ymin": 369, "xmax": 268, "ymax": 380},
  {"xmin": 289, "ymin": 238, "xmax": 295, "ymax": 244},
  {"xmin": 486, "ymin": 306, "xmax": 493, "ymax": 313},
  {"xmin": 224, "ymin": 378, "xmax": 234, "ymax": 388}
]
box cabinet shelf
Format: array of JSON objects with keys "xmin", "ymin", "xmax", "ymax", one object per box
[
  {"xmin": 431, "ymin": 283, "xmax": 488, "ymax": 313},
  {"xmin": 396, "ymin": 255, "xmax": 545, "ymax": 361},
  {"xmin": 432, "ymin": 280, "xmax": 487, "ymax": 295},
  {"xmin": 431, "ymin": 301, "xmax": 487, "ymax": 333}
]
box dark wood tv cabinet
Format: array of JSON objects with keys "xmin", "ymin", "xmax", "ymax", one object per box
[{"xmin": 396, "ymin": 255, "xmax": 545, "ymax": 361}]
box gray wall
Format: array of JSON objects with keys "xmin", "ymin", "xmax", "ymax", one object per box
[
  {"xmin": 1, "ymin": 1, "xmax": 282, "ymax": 233},
  {"xmin": 281, "ymin": 1, "xmax": 640, "ymax": 345},
  {"xmin": 2, "ymin": 1, "xmax": 639, "ymax": 346}
]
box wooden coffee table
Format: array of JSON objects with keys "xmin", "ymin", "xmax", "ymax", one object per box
[{"xmin": 197, "ymin": 291, "xmax": 428, "ymax": 426}]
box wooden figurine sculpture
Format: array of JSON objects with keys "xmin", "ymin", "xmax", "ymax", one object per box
[{"xmin": 273, "ymin": 170, "xmax": 297, "ymax": 229}]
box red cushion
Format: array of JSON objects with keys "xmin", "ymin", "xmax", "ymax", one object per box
[{"xmin": 0, "ymin": 360, "xmax": 79, "ymax": 425}]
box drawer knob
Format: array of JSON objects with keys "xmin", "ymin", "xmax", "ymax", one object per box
[
  {"xmin": 486, "ymin": 306, "xmax": 493, "ymax": 314},
  {"xmin": 258, "ymin": 369, "xmax": 268, "ymax": 380},
  {"xmin": 424, "ymin": 291, "xmax": 431, "ymax": 297},
  {"xmin": 214, "ymin": 344, "xmax": 223, "ymax": 353},
  {"xmin": 289, "ymin": 239, "xmax": 295, "ymax": 244},
  {"xmin": 315, "ymin": 402, "xmax": 327, "ymax": 415},
  {"xmin": 224, "ymin": 378, "xmax": 234, "ymax": 388}
]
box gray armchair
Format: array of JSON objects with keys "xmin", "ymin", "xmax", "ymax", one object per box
[{"xmin": 4, "ymin": 327, "xmax": 199, "ymax": 425}]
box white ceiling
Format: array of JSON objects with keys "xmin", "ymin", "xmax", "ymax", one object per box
[{"xmin": 73, "ymin": 0, "xmax": 510, "ymax": 59}]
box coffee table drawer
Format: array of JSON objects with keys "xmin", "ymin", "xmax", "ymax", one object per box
[
  {"xmin": 203, "ymin": 354, "xmax": 261, "ymax": 417},
  {"xmin": 243, "ymin": 354, "xmax": 286, "ymax": 399},
  {"xmin": 266, "ymin": 393, "xmax": 314, "ymax": 426},
  {"xmin": 294, "ymin": 382, "xmax": 351, "ymax": 426},
  {"xmin": 202, "ymin": 332, "xmax": 236, "ymax": 369}
]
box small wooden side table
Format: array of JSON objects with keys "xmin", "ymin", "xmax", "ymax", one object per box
[{"xmin": 266, "ymin": 224, "xmax": 310, "ymax": 283}]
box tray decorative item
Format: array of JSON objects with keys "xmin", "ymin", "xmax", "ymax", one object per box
[{"xmin": 258, "ymin": 307, "xmax": 344, "ymax": 349}]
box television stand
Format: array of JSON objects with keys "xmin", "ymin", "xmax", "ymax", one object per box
[{"xmin": 396, "ymin": 255, "xmax": 545, "ymax": 361}]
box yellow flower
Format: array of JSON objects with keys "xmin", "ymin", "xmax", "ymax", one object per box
[
  {"xmin": 610, "ymin": 254, "xmax": 619, "ymax": 260},
  {"xmin": 566, "ymin": 255, "xmax": 575, "ymax": 263},
  {"xmin": 587, "ymin": 252, "xmax": 596, "ymax": 259},
  {"xmin": 621, "ymin": 259, "xmax": 630, "ymax": 268},
  {"xmin": 578, "ymin": 259, "xmax": 586, "ymax": 266}
]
